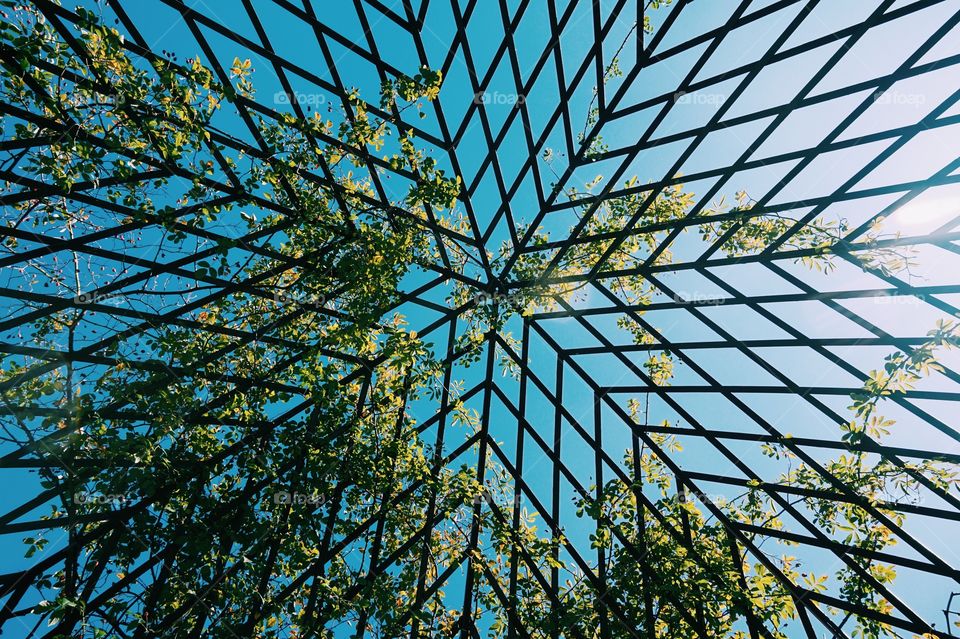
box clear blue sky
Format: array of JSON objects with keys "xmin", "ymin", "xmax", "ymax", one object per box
[{"xmin": 3, "ymin": 1, "xmax": 960, "ymax": 636}]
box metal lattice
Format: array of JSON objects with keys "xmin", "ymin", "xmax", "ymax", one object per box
[{"xmin": 2, "ymin": 0, "xmax": 960, "ymax": 637}]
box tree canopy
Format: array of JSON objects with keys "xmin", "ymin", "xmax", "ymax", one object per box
[{"xmin": 1, "ymin": 2, "xmax": 959, "ymax": 638}]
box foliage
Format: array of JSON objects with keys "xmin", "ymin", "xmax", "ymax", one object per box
[
  {"xmin": 0, "ymin": 4, "xmax": 470, "ymax": 637},
  {"xmin": 1, "ymin": 2, "xmax": 957, "ymax": 639}
]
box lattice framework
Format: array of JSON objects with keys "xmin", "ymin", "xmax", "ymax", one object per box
[{"xmin": 3, "ymin": 0, "xmax": 960, "ymax": 637}]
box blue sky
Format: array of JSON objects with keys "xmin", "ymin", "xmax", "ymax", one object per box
[{"xmin": 3, "ymin": 0, "xmax": 960, "ymax": 636}]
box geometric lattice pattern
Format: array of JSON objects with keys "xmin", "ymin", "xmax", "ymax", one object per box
[{"xmin": 3, "ymin": 1, "xmax": 960, "ymax": 637}]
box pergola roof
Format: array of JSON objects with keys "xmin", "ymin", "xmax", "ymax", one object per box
[{"xmin": 3, "ymin": 1, "xmax": 960, "ymax": 637}]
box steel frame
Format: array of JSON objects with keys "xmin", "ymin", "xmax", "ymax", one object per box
[{"xmin": 2, "ymin": 0, "xmax": 960, "ymax": 637}]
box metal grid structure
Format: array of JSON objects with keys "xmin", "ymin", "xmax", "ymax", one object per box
[{"xmin": 2, "ymin": 0, "xmax": 960, "ymax": 637}]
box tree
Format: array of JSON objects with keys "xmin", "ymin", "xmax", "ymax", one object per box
[{"xmin": 1, "ymin": 2, "xmax": 956, "ymax": 638}]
